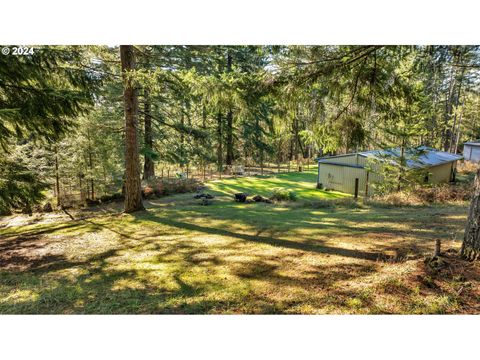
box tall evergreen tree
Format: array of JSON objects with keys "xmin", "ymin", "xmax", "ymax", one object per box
[{"xmin": 120, "ymin": 45, "xmax": 144, "ymax": 213}]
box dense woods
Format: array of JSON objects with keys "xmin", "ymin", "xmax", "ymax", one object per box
[{"xmin": 1, "ymin": 45, "xmax": 480, "ymax": 214}]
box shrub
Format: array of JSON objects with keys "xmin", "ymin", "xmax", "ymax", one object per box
[
  {"xmin": 145, "ymin": 178, "xmax": 201, "ymax": 197},
  {"xmin": 367, "ymin": 182, "xmax": 472, "ymax": 207},
  {"xmin": 457, "ymin": 160, "xmax": 478, "ymax": 174},
  {"xmin": 270, "ymin": 188, "xmax": 297, "ymax": 202},
  {"xmin": 142, "ymin": 186, "xmax": 155, "ymax": 199},
  {"xmin": 100, "ymin": 192, "xmax": 124, "ymax": 203}
]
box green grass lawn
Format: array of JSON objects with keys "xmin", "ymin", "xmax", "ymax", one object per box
[
  {"xmin": 0, "ymin": 171, "xmax": 477, "ymax": 314},
  {"xmin": 208, "ymin": 169, "xmax": 348, "ymax": 200}
]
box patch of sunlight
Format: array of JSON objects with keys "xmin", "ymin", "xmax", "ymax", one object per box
[
  {"xmin": 123, "ymin": 261, "xmax": 171, "ymax": 272},
  {"xmin": 445, "ymin": 214, "xmax": 468, "ymax": 220},
  {"xmin": 310, "ymin": 210, "xmax": 329, "ymax": 216},
  {"xmin": 207, "ymin": 171, "xmax": 349, "ymax": 201},
  {"xmin": 74, "ymin": 299, "xmax": 85, "ymax": 307},
  {"xmin": 189, "ymin": 234, "xmax": 236, "ymax": 245},
  {"xmin": 111, "ymin": 278, "xmax": 147, "ymax": 291},
  {"xmin": 1, "ymin": 289, "xmax": 39, "ymax": 304},
  {"xmin": 53, "ymin": 267, "xmax": 90, "ymax": 281}
]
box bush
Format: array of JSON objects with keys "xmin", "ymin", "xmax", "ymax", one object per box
[
  {"xmin": 142, "ymin": 186, "xmax": 155, "ymax": 199},
  {"xmin": 270, "ymin": 188, "xmax": 297, "ymax": 202},
  {"xmin": 367, "ymin": 182, "xmax": 472, "ymax": 207},
  {"xmin": 457, "ymin": 160, "xmax": 478, "ymax": 174},
  {"xmin": 100, "ymin": 192, "xmax": 124, "ymax": 203},
  {"xmin": 145, "ymin": 178, "xmax": 201, "ymax": 197}
]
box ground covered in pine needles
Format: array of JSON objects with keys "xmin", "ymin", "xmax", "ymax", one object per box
[{"xmin": 0, "ymin": 173, "xmax": 478, "ymax": 314}]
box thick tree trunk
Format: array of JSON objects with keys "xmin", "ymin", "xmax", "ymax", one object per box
[
  {"xmin": 120, "ymin": 45, "xmax": 144, "ymax": 213},
  {"xmin": 143, "ymin": 88, "xmax": 155, "ymax": 180},
  {"xmin": 461, "ymin": 168, "xmax": 480, "ymax": 260}
]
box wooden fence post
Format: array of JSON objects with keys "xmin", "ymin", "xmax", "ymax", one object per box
[
  {"xmin": 365, "ymin": 171, "xmax": 369, "ymax": 197},
  {"xmin": 354, "ymin": 178, "xmax": 359, "ymax": 199}
]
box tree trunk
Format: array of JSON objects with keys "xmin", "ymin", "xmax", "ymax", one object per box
[
  {"xmin": 54, "ymin": 146, "xmax": 60, "ymax": 206},
  {"xmin": 454, "ymin": 109, "xmax": 464, "ymax": 154},
  {"xmin": 180, "ymin": 104, "xmax": 186, "ymax": 170},
  {"xmin": 226, "ymin": 110, "xmax": 234, "ymax": 165},
  {"xmin": 462, "ymin": 168, "xmax": 480, "ymax": 260},
  {"xmin": 225, "ymin": 51, "xmax": 234, "ymax": 166},
  {"xmin": 87, "ymin": 133, "xmax": 95, "ymax": 200},
  {"xmin": 120, "ymin": 45, "xmax": 144, "ymax": 213},
  {"xmin": 143, "ymin": 88, "xmax": 155, "ymax": 180},
  {"xmin": 397, "ymin": 139, "xmax": 405, "ymax": 192},
  {"xmin": 216, "ymin": 112, "xmax": 223, "ymax": 172}
]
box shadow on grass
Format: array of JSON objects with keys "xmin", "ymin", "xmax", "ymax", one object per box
[
  {"xmin": 136, "ymin": 212, "xmax": 381, "ymax": 261},
  {"xmin": 0, "ymin": 194, "xmax": 470, "ymax": 314}
]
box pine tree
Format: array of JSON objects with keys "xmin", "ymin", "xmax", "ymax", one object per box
[{"xmin": 120, "ymin": 45, "xmax": 144, "ymax": 213}]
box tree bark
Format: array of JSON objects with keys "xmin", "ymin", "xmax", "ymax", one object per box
[
  {"xmin": 461, "ymin": 168, "xmax": 480, "ymax": 260},
  {"xmin": 225, "ymin": 51, "xmax": 234, "ymax": 166},
  {"xmin": 442, "ymin": 67, "xmax": 457, "ymax": 151},
  {"xmin": 143, "ymin": 88, "xmax": 155, "ymax": 180},
  {"xmin": 120, "ymin": 45, "xmax": 144, "ymax": 213},
  {"xmin": 217, "ymin": 112, "xmax": 223, "ymax": 172},
  {"xmin": 54, "ymin": 146, "xmax": 60, "ymax": 206},
  {"xmin": 226, "ymin": 110, "xmax": 234, "ymax": 165},
  {"xmin": 397, "ymin": 139, "xmax": 405, "ymax": 192},
  {"xmin": 87, "ymin": 131, "xmax": 95, "ymax": 199}
]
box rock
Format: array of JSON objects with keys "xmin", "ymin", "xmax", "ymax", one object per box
[
  {"xmin": 42, "ymin": 202, "xmax": 53, "ymax": 212},
  {"xmin": 234, "ymin": 193, "xmax": 248, "ymax": 202}
]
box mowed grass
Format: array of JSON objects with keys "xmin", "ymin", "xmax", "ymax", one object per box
[
  {"xmin": 208, "ymin": 169, "xmax": 348, "ymax": 200},
  {"xmin": 0, "ymin": 171, "xmax": 477, "ymax": 314}
]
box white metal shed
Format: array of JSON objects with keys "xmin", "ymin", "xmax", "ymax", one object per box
[{"xmin": 463, "ymin": 141, "xmax": 480, "ymax": 162}]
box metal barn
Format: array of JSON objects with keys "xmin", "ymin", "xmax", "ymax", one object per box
[
  {"xmin": 317, "ymin": 147, "xmax": 463, "ymax": 197},
  {"xmin": 463, "ymin": 141, "xmax": 480, "ymax": 162}
]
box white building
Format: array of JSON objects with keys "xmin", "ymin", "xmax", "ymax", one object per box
[{"xmin": 463, "ymin": 141, "xmax": 480, "ymax": 162}]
